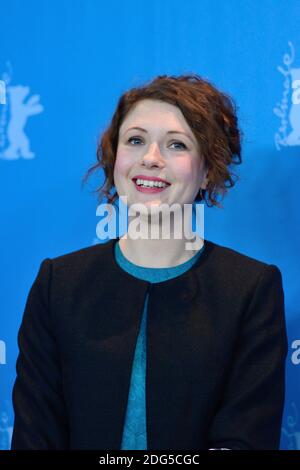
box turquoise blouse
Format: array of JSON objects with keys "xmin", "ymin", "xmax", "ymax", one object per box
[{"xmin": 114, "ymin": 240, "xmax": 205, "ymax": 450}]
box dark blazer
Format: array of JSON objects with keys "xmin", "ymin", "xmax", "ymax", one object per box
[{"xmin": 11, "ymin": 237, "xmax": 288, "ymax": 450}]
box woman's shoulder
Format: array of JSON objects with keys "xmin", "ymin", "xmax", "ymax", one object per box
[
  {"xmin": 201, "ymin": 238, "xmax": 282, "ymax": 284},
  {"xmin": 45, "ymin": 239, "xmax": 116, "ymax": 274},
  {"xmin": 205, "ymin": 238, "xmax": 270, "ymax": 266}
]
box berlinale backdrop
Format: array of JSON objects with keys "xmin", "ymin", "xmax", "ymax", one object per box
[{"xmin": 0, "ymin": 0, "xmax": 299, "ymax": 450}]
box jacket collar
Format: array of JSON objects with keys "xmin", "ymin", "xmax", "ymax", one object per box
[{"xmin": 101, "ymin": 235, "xmax": 215, "ymax": 292}]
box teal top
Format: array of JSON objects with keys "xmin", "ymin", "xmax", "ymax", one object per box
[{"xmin": 114, "ymin": 239, "xmax": 205, "ymax": 450}]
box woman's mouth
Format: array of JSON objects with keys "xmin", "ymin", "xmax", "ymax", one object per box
[{"xmin": 132, "ymin": 178, "xmax": 171, "ymax": 194}]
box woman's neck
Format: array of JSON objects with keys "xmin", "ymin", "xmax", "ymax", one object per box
[{"xmin": 118, "ymin": 233, "xmax": 204, "ymax": 268}]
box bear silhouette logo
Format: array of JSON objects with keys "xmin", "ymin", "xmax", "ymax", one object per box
[{"xmin": 0, "ymin": 84, "xmax": 43, "ymax": 160}]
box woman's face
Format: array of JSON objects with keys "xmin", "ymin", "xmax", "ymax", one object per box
[{"xmin": 114, "ymin": 99, "xmax": 208, "ymax": 209}]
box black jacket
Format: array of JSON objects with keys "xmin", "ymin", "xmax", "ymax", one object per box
[{"xmin": 11, "ymin": 237, "xmax": 288, "ymax": 450}]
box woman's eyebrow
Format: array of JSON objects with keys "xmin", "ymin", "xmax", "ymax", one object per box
[{"xmin": 124, "ymin": 126, "xmax": 195, "ymax": 144}]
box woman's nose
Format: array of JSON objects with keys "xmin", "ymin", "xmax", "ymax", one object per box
[{"xmin": 142, "ymin": 142, "xmax": 165, "ymax": 166}]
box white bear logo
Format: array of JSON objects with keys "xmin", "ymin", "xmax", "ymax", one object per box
[{"xmin": 0, "ymin": 84, "xmax": 43, "ymax": 160}]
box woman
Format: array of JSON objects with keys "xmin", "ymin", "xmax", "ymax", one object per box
[{"xmin": 11, "ymin": 74, "xmax": 287, "ymax": 450}]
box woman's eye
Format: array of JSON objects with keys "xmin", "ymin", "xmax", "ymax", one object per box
[
  {"xmin": 128, "ymin": 136, "xmax": 143, "ymax": 145},
  {"xmin": 170, "ymin": 141, "xmax": 187, "ymax": 150}
]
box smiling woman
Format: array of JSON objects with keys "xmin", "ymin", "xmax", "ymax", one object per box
[
  {"xmin": 11, "ymin": 73, "xmax": 287, "ymax": 451},
  {"xmin": 115, "ymin": 100, "xmax": 207, "ymax": 205},
  {"xmin": 84, "ymin": 74, "xmax": 242, "ymax": 210}
]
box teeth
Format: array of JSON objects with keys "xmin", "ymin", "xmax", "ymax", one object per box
[{"xmin": 135, "ymin": 178, "xmax": 168, "ymax": 188}]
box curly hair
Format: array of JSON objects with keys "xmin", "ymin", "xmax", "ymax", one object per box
[{"xmin": 82, "ymin": 73, "xmax": 243, "ymax": 208}]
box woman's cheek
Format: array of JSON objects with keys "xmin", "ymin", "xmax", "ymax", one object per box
[
  {"xmin": 114, "ymin": 151, "xmax": 132, "ymax": 177},
  {"xmin": 173, "ymin": 159, "xmax": 195, "ymax": 183}
]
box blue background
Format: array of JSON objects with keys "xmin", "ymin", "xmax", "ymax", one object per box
[{"xmin": 0, "ymin": 0, "xmax": 299, "ymax": 450}]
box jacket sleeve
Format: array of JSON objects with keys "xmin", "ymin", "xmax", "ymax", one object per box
[
  {"xmin": 11, "ymin": 259, "xmax": 69, "ymax": 449},
  {"xmin": 207, "ymin": 264, "xmax": 288, "ymax": 450}
]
